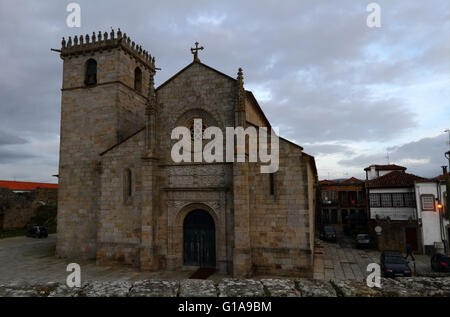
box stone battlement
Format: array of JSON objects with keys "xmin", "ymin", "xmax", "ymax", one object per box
[{"xmin": 60, "ymin": 29, "xmax": 155, "ymax": 70}]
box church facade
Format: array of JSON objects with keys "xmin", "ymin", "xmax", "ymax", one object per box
[{"xmin": 55, "ymin": 29, "xmax": 318, "ymax": 277}]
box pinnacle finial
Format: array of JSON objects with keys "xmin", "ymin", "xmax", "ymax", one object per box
[{"xmin": 237, "ymin": 67, "xmax": 245, "ymax": 111}]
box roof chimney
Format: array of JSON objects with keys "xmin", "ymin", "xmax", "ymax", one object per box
[{"xmin": 442, "ymin": 166, "xmax": 448, "ymax": 175}]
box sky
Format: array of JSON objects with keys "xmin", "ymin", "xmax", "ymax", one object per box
[{"xmin": 0, "ymin": 0, "xmax": 449, "ymax": 183}]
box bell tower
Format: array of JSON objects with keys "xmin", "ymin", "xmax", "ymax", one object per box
[{"xmin": 56, "ymin": 29, "xmax": 156, "ymax": 259}]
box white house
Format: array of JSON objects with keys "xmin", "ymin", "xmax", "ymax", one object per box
[
  {"xmin": 365, "ymin": 165, "xmax": 426, "ymax": 252},
  {"xmin": 415, "ymin": 174, "xmax": 449, "ymax": 255}
]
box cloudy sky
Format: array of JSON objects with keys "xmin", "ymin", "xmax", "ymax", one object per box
[{"xmin": 0, "ymin": 0, "xmax": 449, "ymax": 183}]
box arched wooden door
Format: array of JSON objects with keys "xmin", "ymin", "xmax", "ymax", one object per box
[{"xmin": 183, "ymin": 210, "xmax": 216, "ymax": 267}]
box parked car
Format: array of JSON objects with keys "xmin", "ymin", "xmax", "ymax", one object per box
[
  {"xmin": 26, "ymin": 226, "xmax": 48, "ymax": 238},
  {"xmin": 380, "ymin": 250, "xmax": 412, "ymax": 278},
  {"xmin": 355, "ymin": 234, "xmax": 371, "ymax": 249},
  {"xmin": 319, "ymin": 226, "xmax": 337, "ymax": 242},
  {"xmin": 431, "ymin": 253, "xmax": 450, "ymax": 272}
]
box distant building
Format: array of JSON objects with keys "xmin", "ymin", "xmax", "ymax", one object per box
[
  {"xmin": 365, "ymin": 165, "xmax": 426, "ymax": 253},
  {"xmin": 415, "ymin": 171, "xmax": 449, "ymax": 255},
  {"xmin": 0, "ymin": 180, "xmax": 58, "ymax": 193},
  {"xmin": 0, "ymin": 180, "xmax": 58, "ymax": 230},
  {"xmin": 365, "ymin": 164, "xmax": 407, "ymax": 180},
  {"xmin": 318, "ymin": 177, "xmax": 367, "ymax": 233}
]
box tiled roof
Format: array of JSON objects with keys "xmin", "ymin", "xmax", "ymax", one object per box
[
  {"xmin": 319, "ymin": 180, "xmax": 337, "ymax": 185},
  {"xmin": 341, "ymin": 177, "xmax": 364, "ymax": 184},
  {"xmin": 430, "ymin": 173, "xmax": 450, "ymax": 181},
  {"xmin": 365, "ymin": 171, "xmax": 426, "ymax": 188},
  {"xmin": 364, "ymin": 164, "xmax": 407, "ymax": 172},
  {"xmin": 0, "ymin": 180, "xmax": 58, "ymax": 191}
]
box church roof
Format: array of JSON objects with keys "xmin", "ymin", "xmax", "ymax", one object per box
[
  {"xmin": 100, "ymin": 60, "xmax": 308, "ymax": 157},
  {"xmin": 99, "ymin": 127, "xmax": 145, "ymax": 156},
  {"xmin": 156, "ymin": 61, "xmax": 236, "ymax": 91}
]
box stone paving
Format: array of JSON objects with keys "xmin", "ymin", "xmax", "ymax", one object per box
[
  {"xmin": 0, "ymin": 235, "xmax": 227, "ymax": 284},
  {"xmin": 313, "ymin": 238, "xmax": 435, "ymax": 281}
]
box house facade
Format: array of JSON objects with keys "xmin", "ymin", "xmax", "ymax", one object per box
[
  {"xmin": 365, "ymin": 165, "xmax": 426, "ymax": 253},
  {"xmin": 415, "ymin": 172, "xmax": 449, "ymax": 255},
  {"xmin": 318, "ymin": 177, "xmax": 367, "ymax": 234}
]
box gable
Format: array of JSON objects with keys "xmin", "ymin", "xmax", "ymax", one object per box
[{"xmin": 156, "ymin": 61, "xmax": 236, "ymax": 92}]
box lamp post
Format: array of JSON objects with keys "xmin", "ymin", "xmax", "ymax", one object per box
[{"xmin": 445, "ymin": 129, "xmax": 450, "ymax": 169}]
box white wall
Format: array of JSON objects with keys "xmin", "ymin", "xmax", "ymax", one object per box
[
  {"xmin": 366, "ymin": 167, "xmax": 395, "ymax": 180},
  {"xmin": 415, "ymin": 182, "xmax": 448, "ymax": 248},
  {"xmin": 369, "ymin": 188, "xmax": 416, "ymax": 220}
]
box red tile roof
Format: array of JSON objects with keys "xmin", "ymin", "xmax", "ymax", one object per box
[
  {"xmin": 364, "ymin": 164, "xmax": 407, "ymax": 172},
  {"xmin": 430, "ymin": 173, "xmax": 450, "ymax": 181},
  {"xmin": 366, "ymin": 171, "xmax": 426, "ymax": 188},
  {"xmin": 0, "ymin": 180, "xmax": 58, "ymax": 191},
  {"xmin": 319, "ymin": 180, "xmax": 337, "ymax": 185},
  {"xmin": 341, "ymin": 177, "xmax": 364, "ymax": 184}
]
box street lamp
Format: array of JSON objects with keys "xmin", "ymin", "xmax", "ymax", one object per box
[
  {"xmin": 445, "ymin": 129, "xmax": 450, "ymax": 169},
  {"xmin": 446, "ymin": 150, "xmax": 450, "ymax": 171}
]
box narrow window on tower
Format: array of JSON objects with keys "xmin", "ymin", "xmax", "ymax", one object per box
[
  {"xmin": 269, "ymin": 173, "xmax": 275, "ymax": 196},
  {"xmin": 85, "ymin": 59, "xmax": 97, "ymax": 86},
  {"xmin": 134, "ymin": 67, "xmax": 142, "ymax": 93},
  {"xmin": 124, "ymin": 168, "xmax": 133, "ymax": 202}
]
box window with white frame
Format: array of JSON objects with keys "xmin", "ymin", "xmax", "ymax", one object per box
[{"xmin": 421, "ymin": 194, "xmax": 435, "ymax": 211}]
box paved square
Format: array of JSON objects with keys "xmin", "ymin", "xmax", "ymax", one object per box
[
  {"xmin": 313, "ymin": 238, "xmax": 434, "ymax": 280},
  {"xmin": 0, "ymin": 235, "xmax": 228, "ymax": 284}
]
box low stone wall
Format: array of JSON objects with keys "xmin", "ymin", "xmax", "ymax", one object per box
[
  {"xmin": 0, "ymin": 188, "xmax": 57, "ymax": 230},
  {"xmin": 1, "ymin": 277, "xmax": 449, "ymax": 297}
]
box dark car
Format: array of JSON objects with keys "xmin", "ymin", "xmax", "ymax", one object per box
[
  {"xmin": 355, "ymin": 234, "xmax": 371, "ymax": 249},
  {"xmin": 431, "ymin": 253, "xmax": 450, "ymax": 272},
  {"xmin": 26, "ymin": 226, "xmax": 48, "ymax": 238},
  {"xmin": 380, "ymin": 250, "xmax": 412, "ymax": 278},
  {"xmin": 319, "ymin": 226, "xmax": 337, "ymax": 242}
]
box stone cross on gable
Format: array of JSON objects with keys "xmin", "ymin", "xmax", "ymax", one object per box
[{"xmin": 191, "ymin": 42, "xmax": 204, "ymax": 62}]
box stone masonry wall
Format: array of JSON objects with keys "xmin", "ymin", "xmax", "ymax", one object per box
[
  {"xmin": 0, "ymin": 188, "xmax": 57, "ymax": 230},
  {"xmin": 249, "ymin": 139, "xmax": 313, "ymax": 277},
  {"xmin": 57, "ymin": 46, "xmax": 149, "ymax": 260},
  {"xmin": 155, "ymin": 63, "xmax": 237, "ymax": 273},
  {"xmin": 97, "ymin": 131, "xmax": 146, "ymax": 267}
]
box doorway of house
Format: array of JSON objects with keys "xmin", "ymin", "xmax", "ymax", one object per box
[{"xmin": 405, "ymin": 227, "xmax": 418, "ymax": 251}]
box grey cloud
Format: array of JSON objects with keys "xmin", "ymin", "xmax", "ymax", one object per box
[
  {"xmin": 303, "ymin": 143, "xmax": 354, "ymax": 156},
  {"xmin": 0, "ymin": 0, "xmax": 448, "ymax": 181},
  {"xmin": 0, "ymin": 130, "xmax": 27, "ymax": 146},
  {"xmin": 0, "ymin": 147, "xmax": 36, "ymax": 163},
  {"xmin": 338, "ymin": 134, "xmax": 450, "ymax": 178}
]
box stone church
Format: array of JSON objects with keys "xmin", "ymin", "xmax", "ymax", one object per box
[{"xmin": 55, "ymin": 29, "xmax": 318, "ymax": 277}]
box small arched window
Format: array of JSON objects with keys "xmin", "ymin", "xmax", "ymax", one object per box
[
  {"xmin": 134, "ymin": 67, "xmax": 142, "ymax": 93},
  {"xmin": 85, "ymin": 59, "xmax": 97, "ymax": 86}
]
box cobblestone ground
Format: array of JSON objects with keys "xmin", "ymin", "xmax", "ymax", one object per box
[
  {"xmin": 1, "ymin": 235, "xmax": 450, "ymax": 297},
  {"xmin": 0, "ymin": 235, "xmax": 227, "ymax": 284},
  {"xmin": 313, "ymin": 238, "xmax": 436, "ymax": 280}
]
